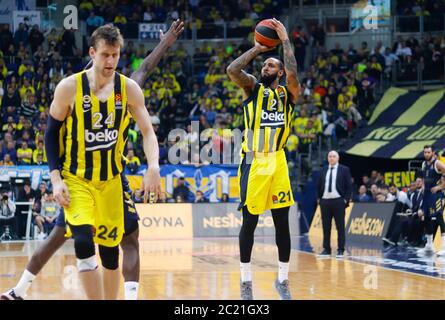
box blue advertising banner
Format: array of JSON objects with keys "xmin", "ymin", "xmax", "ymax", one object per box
[
  {"xmin": 0, "ymin": 0, "xmax": 35, "ymax": 24},
  {"xmin": 0, "ymin": 164, "xmax": 240, "ymax": 202}
]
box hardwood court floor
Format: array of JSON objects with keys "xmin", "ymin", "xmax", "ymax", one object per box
[{"xmin": 1, "ymin": 236, "xmax": 445, "ymax": 300}]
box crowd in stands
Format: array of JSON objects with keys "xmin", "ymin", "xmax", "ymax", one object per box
[
  {"xmin": 80, "ymin": 0, "xmax": 288, "ymax": 38},
  {"xmin": 396, "ymin": 0, "xmax": 445, "ymax": 16},
  {"xmin": 352, "ymin": 169, "xmax": 413, "ymax": 204}
]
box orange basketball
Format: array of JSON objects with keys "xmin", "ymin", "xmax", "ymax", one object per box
[{"xmin": 255, "ymin": 19, "xmax": 280, "ymax": 48}]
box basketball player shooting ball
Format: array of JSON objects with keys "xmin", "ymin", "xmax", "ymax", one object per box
[{"xmin": 227, "ymin": 18, "xmax": 300, "ymax": 300}]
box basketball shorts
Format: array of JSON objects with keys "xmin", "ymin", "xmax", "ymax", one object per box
[
  {"xmin": 422, "ymin": 191, "xmax": 444, "ymax": 219},
  {"xmin": 62, "ymin": 170, "xmax": 136, "ymax": 247},
  {"xmin": 238, "ymin": 149, "xmax": 294, "ymax": 215},
  {"xmin": 56, "ymin": 173, "xmax": 139, "ymax": 236}
]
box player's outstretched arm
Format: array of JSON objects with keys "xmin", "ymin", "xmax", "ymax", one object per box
[
  {"xmin": 226, "ymin": 42, "xmax": 273, "ymax": 99},
  {"xmin": 45, "ymin": 76, "xmax": 76, "ymax": 207},
  {"xmin": 269, "ymin": 18, "xmax": 300, "ymax": 103},
  {"xmin": 130, "ymin": 19, "xmax": 184, "ymax": 87},
  {"xmin": 126, "ymin": 78, "xmax": 161, "ymax": 202}
]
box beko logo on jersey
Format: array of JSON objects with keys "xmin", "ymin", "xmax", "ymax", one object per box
[
  {"xmin": 261, "ymin": 109, "xmax": 284, "ymax": 126},
  {"xmin": 85, "ymin": 129, "xmax": 118, "ymax": 142},
  {"xmin": 85, "ymin": 129, "xmax": 118, "ymax": 150}
]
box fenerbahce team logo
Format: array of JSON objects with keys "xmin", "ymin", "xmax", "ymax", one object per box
[{"xmin": 82, "ymin": 95, "xmax": 92, "ymax": 112}]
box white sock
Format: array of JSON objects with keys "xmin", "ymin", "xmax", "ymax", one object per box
[
  {"xmin": 13, "ymin": 269, "xmax": 35, "ymax": 297},
  {"xmin": 427, "ymin": 234, "xmax": 433, "ymax": 248},
  {"xmin": 240, "ymin": 262, "xmax": 252, "ymax": 282},
  {"xmin": 278, "ymin": 261, "xmax": 289, "ymax": 283},
  {"xmin": 124, "ymin": 281, "xmax": 139, "ymax": 300}
]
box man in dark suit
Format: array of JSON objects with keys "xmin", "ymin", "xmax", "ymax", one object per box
[
  {"xmin": 407, "ymin": 177, "xmax": 425, "ymax": 246},
  {"xmin": 317, "ymin": 151, "xmax": 352, "ymax": 258}
]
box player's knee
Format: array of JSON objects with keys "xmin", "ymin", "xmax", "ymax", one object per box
[
  {"xmin": 71, "ymin": 224, "xmax": 95, "ymax": 260},
  {"xmin": 242, "ymin": 207, "xmax": 259, "ymax": 226},
  {"xmin": 77, "ymin": 256, "xmax": 98, "ymax": 272},
  {"xmin": 121, "ymin": 231, "xmax": 139, "ymax": 253},
  {"xmin": 271, "ymin": 209, "xmax": 290, "ymax": 235},
  {"xmin": 99, "ymin": 245, "xmax": 119, "ymax": 270}
]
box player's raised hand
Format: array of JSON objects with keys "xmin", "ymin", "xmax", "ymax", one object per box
[
  {"xmin": 142, "ymin": 166, "xmax": 161, "ymax": 203},
  {"xmin": 160, "ymin": 19, "xmax": 185, "ymax": 47},
  {"xmin": 269, "ymin": 18, "xmax": 289, "ymax": 42},
  {"xmin": 254, "ymin": 40, "xmax": 276, "ymax": 53}
]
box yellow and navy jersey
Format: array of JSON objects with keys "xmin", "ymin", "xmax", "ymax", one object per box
[
  {"xmin": 61, "ymin": 71, "xmax": 132, "ymax": 181},
  {"xmin": 241, "ymin": 83, "xmax": 294, "ymax": 153}
]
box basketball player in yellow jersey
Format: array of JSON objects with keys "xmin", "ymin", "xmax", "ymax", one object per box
[
  {"xmin": 227, "ymin": 18, "xmax": 300, "ymax": 300},
  {"xmin": 45, "ymin": 24, "xmax": 161, "ymax": 300}
]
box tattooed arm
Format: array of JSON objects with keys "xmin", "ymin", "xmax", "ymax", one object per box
[
  {"xmin": 226, "ymin": 42, "xmax": 274, "ymax": 100},
  {"xmin": 270, "ymin": 18, "xmax": 300, "ymax": 103},
  {"xmin": 131, "ymin": 19, "xmax": 184, "ymax": 87}
]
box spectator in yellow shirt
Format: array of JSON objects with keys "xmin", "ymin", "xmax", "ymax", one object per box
[
  {"xmin": 316, "ymin": 55, "xmax": 327, "ymax": 72},
  {"xmin": 347, "ymin": 78, "xmax": 357, "ymax": 97},
  {"xmin": 19, "ymin": 79, "xmax": 35, "ymax": 100},
  {"xmin": 152, "ymin": 76, "xmax": 164, "ymax": 90},
  {"xmin": 252, "ymin": 1, "xmax": 265, "ymax": 14},
  {"xmin": 0, "ymin": 59, "xmax": 7, "ymax": 78},
  {"xmin": 298, "ymin": 120, "xmax": 318, "ymax": 153},
  {"xmin": 18, "ymin": 61, "xmax": 34, "ymax": 77},
  {"xmin": 79, "ymin": 0, "xmax": 93, "ymax": 11},
  {"xmin": 240, "ymin": 13, "xmax": 254, "ymax": 27},
  {"xmin": 310, "ymin": 112, "xmax": 323, "ymax": 134},
  {"xmin": 205, "ymin": 68, "xmax": 220, "ymax": 85},
  {"xmin": 339, "ymin": 95, "xmax": 363, "ymax": 126},
  {"xmin": 206, "ymin": 95, "xmax": 223, "ymax": 111},
  {"xmin": 126, "ymin": 149, "xmax": 141, "ymax": 166},
  {"xmin": 17, "ymin": 141, "xmax": 33, "ymax": 165},
  {"xmin": 125, "ymin": 149, "xmax": 141, "ymax": 174},
  {"xmin": 337, "ymin": 87, "xmax": 352, "ymax": 106},
  {"xmin": 33, "ymin": 141, "xmax": 47, "ymax": 164},
  {"xmin": 293, "ymin": 107, "xmax": 309, "ymax": 134},
  {"xmin": 165, "ymin": 77, "xmax": 181, "ymax": 95},
  {"xmin": 2, "ymin": 118, "xmax": 16, "ymax": 133},
  {"xmin": 286, "ymin": 129, "xmax": 299, "ymax": 162},
  {"xmin": 232, "ymin": 106, "xmax": 244, "ymax": 129},
  {"xmin": 114, "ymin": 13, "xmax": 128, "ymax": 27}
]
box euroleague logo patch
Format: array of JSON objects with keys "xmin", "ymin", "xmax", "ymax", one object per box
[
  {"xmin": 272, "ymin": 195, "xmax": 278, "ymax": 204},
  {"xmin": 115, "ymin": 94, "xmax": 122, "ymax": 109}
]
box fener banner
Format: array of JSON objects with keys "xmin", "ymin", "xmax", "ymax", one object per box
[{"xmin": 344, "ymin": 87, "xmax": 445, "ymax": 159}]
